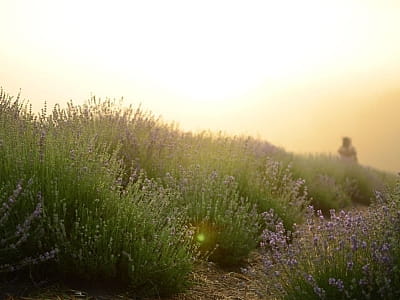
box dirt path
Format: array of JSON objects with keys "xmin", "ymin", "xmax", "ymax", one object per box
[
  {"xmin": 148, "ymin": 256, "xmax": 265, "ymax": 300},
  {"xmin": 1, "ymin": 253, "xmax": 267, "ymax": 300}
]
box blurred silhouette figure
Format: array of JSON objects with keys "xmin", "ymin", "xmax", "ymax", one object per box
[{"xmin": 338, "ymin": 137, "xmax": 357, "ymax": 162}]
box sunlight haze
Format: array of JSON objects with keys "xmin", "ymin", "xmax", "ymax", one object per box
[{"xmin": 1, "ymin": 0, "xmax": 399, "ymax": 173}]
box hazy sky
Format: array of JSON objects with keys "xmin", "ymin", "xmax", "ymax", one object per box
[{"xmin": 1, "ymin": 0, "xmax": 399, "ymax": 173}]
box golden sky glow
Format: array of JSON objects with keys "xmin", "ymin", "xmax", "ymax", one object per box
[{"xmin": 1, "ymin": 0, "xmax": 400, "ymax": 172}]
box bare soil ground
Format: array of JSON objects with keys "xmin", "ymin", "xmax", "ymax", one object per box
[
  {"xmin": 150, "ymin": 253, "xmax": 266, "ymax": 300},
  {"xmin": 1, "ymin": 252, "xmax": 267, "ymax": 300}
]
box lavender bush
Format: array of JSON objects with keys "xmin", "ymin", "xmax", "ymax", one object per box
[
  {"xmin": 0, "ymin": 92, "xmax": 195, "ymax": 296},
  {"xmin": 164, "ymin": 165, "xmax": 261, "ymax": 266},
  {"xmin": 257, "ymin": 158, "xmax": 309, "ymax": 230},
  {"xmin": 257, "ymin": 179, "xmax": 400, "ymax": 299},
  {"xmin": 291, "ymin": 154, "xmax": 395, "ymax": 212},
  {"xmin": 0, "ymin": 180, "xmax": 58, "ymax": 274},
  {"xmin": 306, "ymin": 173, "xmax": 351, "ymax": 213}
]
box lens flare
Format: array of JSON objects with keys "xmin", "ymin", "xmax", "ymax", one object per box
[{"xmin": 197, "ymin": 233, "xmax": 205, "ymax": 243}]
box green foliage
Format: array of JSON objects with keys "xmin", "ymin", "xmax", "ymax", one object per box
[
  {"xmin": 257, "ymin": 181, "xmax": 400, "ymax": 299},
  {"xmin": 52, "ymin": 176, "xmax": 195, "ymax": 295},
  {"xmin": 254, "ymin": 158, "xmax": 309, "ymax": 230},
  {"xmin": 164, "ymin": 165, "xmax": 261, "ymax": 266},
  {"xmin": 290, "ymin": 154, "xmax": 395, "ymax": 213},
  {"xmin": 0, "ymin": 179, "xmax": 57, "ymax": 274},
  {"xmin": 1, "ymin": 88, "xmax": 396, "ymax": 297},
  {"xmin": 0, "ymin": 92, "xmax": 194, "ymax": 296}
]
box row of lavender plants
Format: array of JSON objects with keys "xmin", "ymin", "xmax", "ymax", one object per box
[
  {"xmin": 0, "ymin": 91, "xmax": 297, "ymax": 295},
  {"xmin": 54, "ymin": 96, "xmax": 394, "ymax": 217},
  {"xmin": 0, "ymin": 89, "xmax": 395, "ymax": 296}
]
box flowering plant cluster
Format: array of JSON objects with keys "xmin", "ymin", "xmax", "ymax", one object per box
[
  {"xmin": 164, "ymin": 165, "xmax": 261, "ymax": 266},
  {"xmin": 259, "ymin": 158, "xmax": 309, "ymax": 229},
  {"xmin": 0, "ymin": 180, "xmax": 58, "ymax": 274},
  {"xmin": 290, "ymin": 154, "xmax": 394, "ymax": 213},
  {"xmin": 257, "ymin": 179, "xmax": 400, "ymax": 299},
  {"xmin": 0, "ymin": 92, "xmax": 195, "ymax": 296}
]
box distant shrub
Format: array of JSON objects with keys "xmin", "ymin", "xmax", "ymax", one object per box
[
  {"xmin": 342, "ymin": 163, "xmax": 393, "ymax": 205},
  {"xmin": 306, "ymin": 173, "xmax": 351, "ymax": 213},
  {"xmin": 291, "ymin": 154, "xmax": 395, "ymax": 211},
  {"xmin": 254, "ymin": 178, "xmax": 400, "ymax": 299}
]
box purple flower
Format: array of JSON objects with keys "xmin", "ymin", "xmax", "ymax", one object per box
[
  {"xmin": 362, "ymin": 264, "xmax": 370, "ymax": 275},
  {"xmin": 347, "ymin": 261, "xmax": 354, "ymax": 270},
  {"xmin": 313, "ymin": 286, "xmax": 326, "ymax": 298},
  {"xmin": 359, "ymin": 278, "xmax": 368, "ymax": 285},
  {"xmin": 328, "ymin": 278, "xmax": 344, "ymax": 292},
  {"xmin": 306, "ymin": 274, "xmax": 315, "ymax": 283}
]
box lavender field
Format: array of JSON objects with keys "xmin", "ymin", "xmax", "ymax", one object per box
[{"xmin": 0, "ymin": 90, "xmax": 398, "ymax": 299}]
